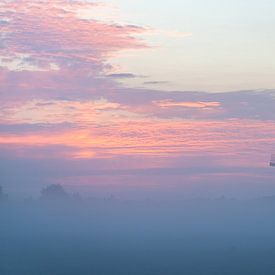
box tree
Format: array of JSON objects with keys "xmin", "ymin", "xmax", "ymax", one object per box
[
  {"xmin": 0, "ymin": 186, "xmax": 8, "ymax": 201},
  {"xmin": 40, "ymin": 184, "xmax": 69, "ymax": 201}
]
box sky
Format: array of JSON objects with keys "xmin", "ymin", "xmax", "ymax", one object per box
[
  {"xmin": 96, "ymin": 0, "xmax": 275, "ymax": 91},
  {"xmin": 0, "ymin": 0, "xmax": 275, "ymax": 199}
]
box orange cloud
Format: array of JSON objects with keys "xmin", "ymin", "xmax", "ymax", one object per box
[{"xmin": 0, "ymin": 119, "xmax": 274, "ymax": 164}]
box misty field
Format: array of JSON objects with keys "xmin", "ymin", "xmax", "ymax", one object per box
[{"xmin": 1, "ymin": 195, "xmax": 275, "ymax": 275}]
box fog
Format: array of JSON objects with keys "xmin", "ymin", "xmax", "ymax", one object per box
[{"xmin": 1, "ymin": 184, "xmax": 275, "ymax": 275}]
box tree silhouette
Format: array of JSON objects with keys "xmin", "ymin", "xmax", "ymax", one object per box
[
  {"xmin": 40, "ymin": 184, "xmax": 69, "ymax": 201},
  {"xmin": 0, "ymin": 186, "xmax": 7, "ymax": 201}
]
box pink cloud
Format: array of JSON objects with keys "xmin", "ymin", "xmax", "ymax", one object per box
[
  {"xmin": 1, "ymin": 119, "xmax": 274, "ymax": 165},
  {"xmin": 0, "ymin": 0, "xmax": 149, "ymax": 109},
  {"xmin": 0, "ymin": 0, "xmax": 146, "ymax": 70}
]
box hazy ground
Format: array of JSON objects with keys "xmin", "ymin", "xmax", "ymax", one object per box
[{"xmin": 1, "ymin": 196, "xmax": 275, "ymax": 275}]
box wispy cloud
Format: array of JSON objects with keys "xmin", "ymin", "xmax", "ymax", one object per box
[
  {"xmin": 143, "ymin": 81, "xmax": 169, "ymax": 85},
  {"xmin": 154, "ymin": 100, "xmax": 221, "ymax": 109},
  {"xmin": 106, "ymin": 73, "xmax": 144, "ymax": 79}
]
